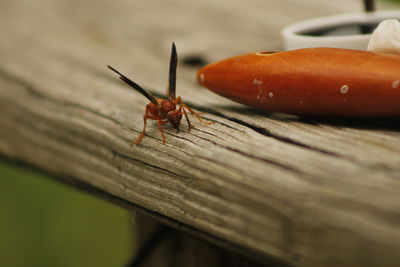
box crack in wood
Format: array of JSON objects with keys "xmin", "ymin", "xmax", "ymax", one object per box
[
  {"xmin": 188, "ymin": 131, "xmax": 306, "ymax": 175},
  {"xmin": 112, "ymin": 149, "xmax": 189, "ymax": 180},
  {"xmin": 224, "ymin": 116, "xmax": 343, "ymax": 158}
]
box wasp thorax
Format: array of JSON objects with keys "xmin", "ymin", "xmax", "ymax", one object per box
[{"xmin": 159, "ymin": 100, "xmax": 176, "ymax": 117}]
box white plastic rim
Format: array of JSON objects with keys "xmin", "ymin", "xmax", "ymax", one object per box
[{"xmin": 282, "ymin": 10, "xmax": 400, "ymax": 50}]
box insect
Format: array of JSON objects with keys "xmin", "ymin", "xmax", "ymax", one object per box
[
  {"xmin": 108, "ymin": 43, "xmax": 213, "ymax": 145},
  {"xmin": 197, "ymin": 47, "xmax": 400, "ymax": 117}
]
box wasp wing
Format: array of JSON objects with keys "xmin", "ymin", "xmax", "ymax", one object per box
[
  {"xmin": 108, "ymin": 65, "xmax": 158, "ymax": 105},
  {"xmin": 168, "ymin": 43, "xmax": 177, "ymax": 100}
]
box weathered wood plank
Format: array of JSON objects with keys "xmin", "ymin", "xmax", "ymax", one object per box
[{"xmin": 1, "ymin": 0, "xmax": 400, "ymax": 266}]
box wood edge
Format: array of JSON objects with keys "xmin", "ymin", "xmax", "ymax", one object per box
[{"xmin": 0, "ymin": 155, "xmax": 293, "ymax": 267}]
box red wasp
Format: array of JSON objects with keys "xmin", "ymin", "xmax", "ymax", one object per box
[{"xmin": 108, "ymin": 43, "xmax": 213, "ymax": 145}]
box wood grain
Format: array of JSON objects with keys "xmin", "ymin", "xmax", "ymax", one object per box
[{"xmin": 1, "ymin": 0, "xmax": 400, "ymax": 266}]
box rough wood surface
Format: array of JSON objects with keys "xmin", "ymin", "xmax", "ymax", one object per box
[{"xmin": 1, "ymin": 0, "xmax": 400, "ymax": 266}]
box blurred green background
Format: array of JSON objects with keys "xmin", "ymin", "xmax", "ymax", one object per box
[{"xmin": 0, "ymin": 160, "xmax": 133, "ymax": 267}]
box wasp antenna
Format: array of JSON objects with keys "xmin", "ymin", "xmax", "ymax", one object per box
[
  {"xmin": 107, "ymin": 65, "xmax": 158, "ymax": 105},
  {"xmin": 168, "ymin": 43, "xmax": 177, "ymax": 100}
]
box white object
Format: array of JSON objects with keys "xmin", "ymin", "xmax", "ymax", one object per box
[
  {"xmin": 367, "ymin": 19, "xmax": 400, "ymax": 53},
  {"xmin": 282, "ymin": 10, "xmax": 400, "ymax": 50}
]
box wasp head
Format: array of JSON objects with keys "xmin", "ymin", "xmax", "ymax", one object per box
[{"xmin": 167, "ymin": 109, "xmax": 183, "ymax": 132}]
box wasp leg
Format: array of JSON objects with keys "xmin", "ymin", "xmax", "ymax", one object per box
[
  {"xmin": 134, "ymin": 106, "xmax": 156, "ymax": 145},
  {"xmin": 182, "ymin": 106, "xmax": 192, "ymax": 131},
  {"xmin": 157, "ymin": 120, "xmax": 168, "ymax": 144},
  {"xmin": 133, "ymin": 115, "xmax": 148, "ymax": 145},
  {"xmin": 175, "ymin": 105, "xmax": 191, "ymax": 132},
  {"xmin": 176, "ymin": 97, "xmax": 214, "ymax": 125}
]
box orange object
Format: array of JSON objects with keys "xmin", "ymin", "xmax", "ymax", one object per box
[
  {"xmin": 197, "ymin": 48, "xmax": 400, "ymax": 117},
  {"xmin": 109, "ymin": 43, "xmax": 212, "ymax": 145}
]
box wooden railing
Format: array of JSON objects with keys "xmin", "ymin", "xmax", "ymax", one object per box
[{"xmin": 1, "ymin": 0, "xmax": 400, "ymax": 266}]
